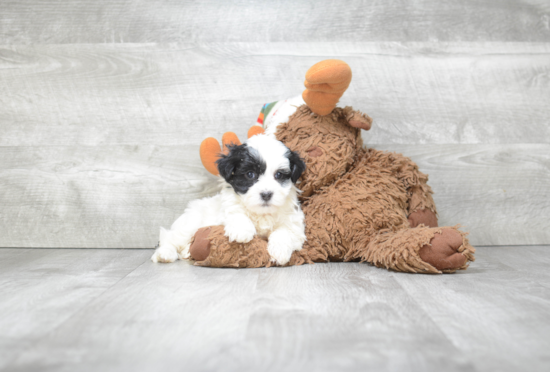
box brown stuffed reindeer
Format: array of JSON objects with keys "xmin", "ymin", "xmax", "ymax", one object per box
[{"xmin": 193, "ymin": 60, "xmax": 475, "ymax": 274}]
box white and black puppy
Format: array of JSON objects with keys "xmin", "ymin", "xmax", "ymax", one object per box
[{"xmin": 151, "ymin": 134, "xmax": 306, "ymax": 265}]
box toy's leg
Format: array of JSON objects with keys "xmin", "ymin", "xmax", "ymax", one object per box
[
  {"xmin": 346, "ymin": 226, "xmax": 475, "ymax": 274},
  {"xmin": 189, "ymin": 226, "xmax": 312, "ymax": 268}
]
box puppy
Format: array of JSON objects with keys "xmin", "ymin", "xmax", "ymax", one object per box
[{"xmin": 151, "ymin": 134, "xmax": 307, "ymax": 265}]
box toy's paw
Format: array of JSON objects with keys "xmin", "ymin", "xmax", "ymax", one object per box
[
  {"xmin": 419, "ymin": 228, "xmax": 471, "ymax": 271},
  {"xmin": 189, "ymin": 227, "xmax": 212, "ymax": 261},
  {"xmin": 151, "ymin": 245, "xmax": 179, "ymax": 263},
  {"xmin": 408, "ymin": 209, "xmax": 438, "ymax": 228},
  {"xmin": 224, "ymin": 218, "xmax": 256, "ymax": 243}
]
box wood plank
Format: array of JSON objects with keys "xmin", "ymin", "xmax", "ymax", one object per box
[
  {"xmin": 1, "ymin": 247, "xmax": 549, "ymax": 371},
  {"xmin": 1, "ymin": 248, "xmax": 261, "ymax": 372},
  {"xmin": 394, "ymin": 246, "xmax": 550, "ymax": 372},
  {"xmin": 0, "ymin": 248, "xmax": 152, "ymax": 370},
  {"xmin": 1, "ymin": 0, "xmax": 549, "ymax": 44},
  {"xmin": 0, "ymin": 43, "xmax": 549, "ymax": 147},
  {"xmin": 0, "ymin": 250, "xmax": 465, "ymax": 372},
  {"xmin": 0, "ymin": 144, "xmax": 548, "ymax": 248},
  {"xmin": 238, "ymin": 263, "xmax": 470, "ymax": 372},
  {"xmin": 0, "ymin": 145, "xmax": 219, "ymax": 248}
]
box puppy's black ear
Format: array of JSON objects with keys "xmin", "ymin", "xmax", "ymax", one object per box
[
  {"xmin": 287, "ymin": 151, "xmax": 306, "ymax": 183},
  {"xmin": 216, "ymin": 145, "xmax": 239, "ymax": 182}
]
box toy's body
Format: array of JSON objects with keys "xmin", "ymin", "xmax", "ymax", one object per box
[{"xmin": 191, "ymin": 60, "xmax": 475, "ymax": 273}]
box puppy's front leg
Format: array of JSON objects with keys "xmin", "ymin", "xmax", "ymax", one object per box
[
  {"xmin": 267, "ymin": 227, "xmax": 306, "ymax": 266},
  {"xmin": 224, "ymin": 214, "xmax": 256, "ymax": 243}
]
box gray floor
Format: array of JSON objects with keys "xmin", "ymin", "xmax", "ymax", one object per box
[{"xmin": 1, "ymin": 247, "xmax": 549, "ymax": 372}]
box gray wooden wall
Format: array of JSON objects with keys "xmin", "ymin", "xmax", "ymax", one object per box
[{"xmin": 1, "ymin": 0, "xmax": 549, "ymax": 248}]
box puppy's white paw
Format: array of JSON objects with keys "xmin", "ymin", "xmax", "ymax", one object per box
[
  {"xmin": 224, "ymin": 218, "xmax": 256, "ymax": 243},
  {"xmin": 151, "ymin": 245, "xmax": 178, "ymax": 263},
  {"xmin": 267, "ymin": 240, "xmax": 293, "ymax": 266}
]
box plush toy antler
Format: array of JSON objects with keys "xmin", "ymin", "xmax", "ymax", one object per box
[
  {"xmin": 200, "ymin": 129, "xmax": 266, "ymax": 176},
  {"xmin": 302, "ymin": 59, "xmax": 352, "ymax": 116}
]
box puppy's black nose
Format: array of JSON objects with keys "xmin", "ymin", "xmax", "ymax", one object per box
[{"xmin": 260, "ymin": 192, "xmax": 273, "ymax": 201}]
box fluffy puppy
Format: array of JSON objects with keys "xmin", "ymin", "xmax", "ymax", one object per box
[{"xmin": 151, "ymin": 134, "xmax": 307, "ymax": 265}]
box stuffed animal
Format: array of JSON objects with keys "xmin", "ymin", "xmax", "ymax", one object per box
[{"xmin": 191, "ymin": 60, "xmax": 475, "ymax": 274}]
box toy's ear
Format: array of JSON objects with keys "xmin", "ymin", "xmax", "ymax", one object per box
[
  {"xmin": 347, "ymin": 110, "xmax": 373, "ymax": 131},
  {"xmin": 302, "ymin": 59, "xmax": 352, "ymax": 116},
  {"xmin": 287, "ymin": 150, "xmax": 306, "ymax": 183}
]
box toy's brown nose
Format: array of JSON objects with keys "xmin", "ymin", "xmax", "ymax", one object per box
[{"xmin": 260, "ymin": 192, "xmax": 273, "ymax": 201}]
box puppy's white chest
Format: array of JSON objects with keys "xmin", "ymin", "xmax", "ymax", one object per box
[{"xmin": 251, "ymin": 214, "xmax": 277, "ymax": 239}]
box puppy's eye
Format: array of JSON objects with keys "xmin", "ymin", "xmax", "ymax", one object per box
[
  {"xmin": 246, "ymin": 171, "xmax": 256, "ymax": 179},
  {"xmin": 274, "ymin": 171, "xmax": 283, "ymax": 180}
]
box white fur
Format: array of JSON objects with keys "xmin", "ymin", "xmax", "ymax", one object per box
[
  {"xmin": 264, "ymin": 95, "xmax": 304, "ymax": 136},
  {"xmin": 151, "ymin": 134, "xmax": 306, "ymax": 265}
]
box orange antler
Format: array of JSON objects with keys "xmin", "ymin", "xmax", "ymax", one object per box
[
  {"xmin": 200, "ymin": 129, "xmax": 264, "ymax": 176},
  {"xmin": 200, "ymin": 132, "xmax": 241, "ymax": 176},
  {"xmin": 302, "ymin": 59, "xmax": 352, "ymax": 116}
]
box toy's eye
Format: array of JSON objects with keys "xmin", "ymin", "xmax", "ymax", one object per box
[
  {"xmin": 275, "ymin": 172, "xmax": 283, "ymax": 180},
  {"xmin": 246, "ymin": 171, "xmax": 256, "ymax": 179}
]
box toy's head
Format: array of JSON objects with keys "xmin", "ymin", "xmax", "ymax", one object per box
[
  {"xmin": 199, "ymin": 59, "xmax": 372, "ymax": 198},
  {"xmin": 275, "ymin": 105, "xmax": 371, "ymax": 197}
]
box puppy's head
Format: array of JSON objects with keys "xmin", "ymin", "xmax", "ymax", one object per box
[{"xmin": 216, "ymin": 134, "xmax": 305, "ymax": 215}]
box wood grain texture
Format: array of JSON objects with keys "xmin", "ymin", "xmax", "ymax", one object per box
[
  {"xmin": 0, "ymin": 144, "xmax": 548, "ymax": 248},
  {"xmin": 0, "ymin": 248, "xmax": 153, "ymax": 370},
  {"xmin": 1, "ymin": 0, "xmax": 550, "ymax": 44},
  {"xmin": 394, "ymin": 246, "xmax": 550, "ymax": 372},
  {"xmin": 0, "ymin": 145, "xmax": 219, "ymax": 248},
  {"xmin": 1, "ymin": 43, "xmax": 549, "ymax": 147},
  {"xmin": 1, "ymin": 247, "xmax": 549, "ymax": 372}
]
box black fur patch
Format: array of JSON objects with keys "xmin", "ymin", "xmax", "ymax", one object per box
[
  {"xmin": 216, "ymin": 144, "xmax": 266, "ymax": 194},
  {"xmin": 287, "ymin": 150, "xmax": 306, "ymax": 183}
]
